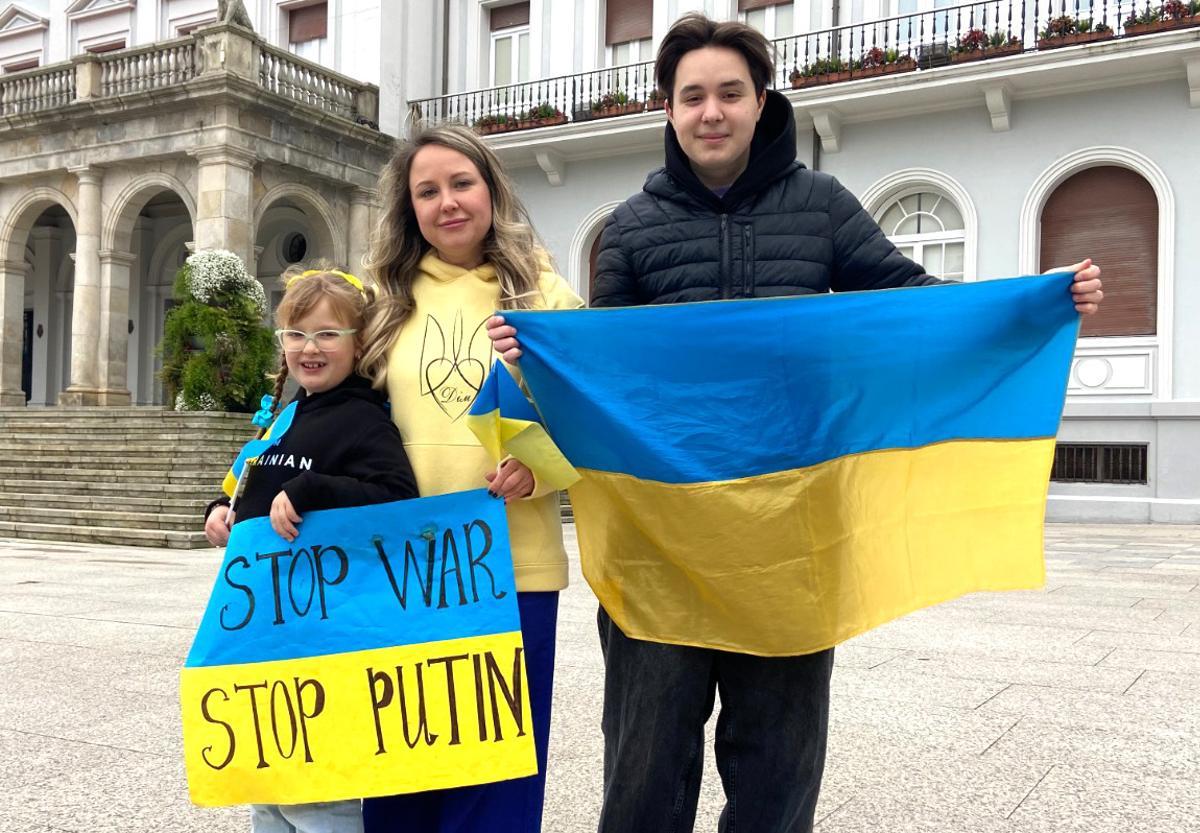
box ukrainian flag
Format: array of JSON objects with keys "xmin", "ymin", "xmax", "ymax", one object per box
[
  {"xmin": 220, "ymin": 400, "xmax": 298, "ymax": 498},
  {"xmin": 466, "ymin": 360, "xmax": 580, "ymax": 492},
  {"xmin": 503, "ymin": 274, "xmax": 1080, "ymax": 656}
]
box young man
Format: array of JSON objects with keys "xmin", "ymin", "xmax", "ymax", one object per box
[{"xmin": 491, "ymin": 13, "xmax": 1103, "ymax": 832}]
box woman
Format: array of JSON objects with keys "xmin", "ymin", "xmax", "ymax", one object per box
[{"xmin": 358, "ymin": 124, "xmax": 583, "ymax": 833}]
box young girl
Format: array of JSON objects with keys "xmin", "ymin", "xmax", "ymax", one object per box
[
  {"xmin": 203, "ymin": 266, "xmax": 418, "ymax": 833},
  {"xmin": 357, "ymin": 124, "xmax": 583, "ymax": 833}
]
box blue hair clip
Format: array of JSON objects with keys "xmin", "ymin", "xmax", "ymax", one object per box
[{"xmin": 251, "ymin": 394, "xmax": 276, "ymax": 429}]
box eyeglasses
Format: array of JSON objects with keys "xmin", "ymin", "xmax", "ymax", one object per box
[{"xmin": 274, "ymin": 328, "xmax": 357, "ymax": 352}]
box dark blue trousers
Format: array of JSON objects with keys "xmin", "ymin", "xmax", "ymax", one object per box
[
  {"xmin": 597, "ymin": 607, "xmax": 834, "ymax": 833},
  {"xmin": 362, "ymin": 592, "xmax": 559, "ymax": 833}
]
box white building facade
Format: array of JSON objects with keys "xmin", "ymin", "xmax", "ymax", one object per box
[
  {"xmin": 0, "ymin": 1, "xmax": 391, "ymax": 408},
  {"xmin": 397, "ymin": 0, "xmax": 1200, "ymax": 523},
  {"xmin": 1, "ymin": 0, "xmax": 1197, "ymax": 523}
]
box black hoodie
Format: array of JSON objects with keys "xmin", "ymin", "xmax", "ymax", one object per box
[
  {"xmin": 207, "ymin": 374, "xmax": 417, "ymax": 524},
  {"xmin": 592, "ymin": 90, "xmax": 941, "ymax": 307}
]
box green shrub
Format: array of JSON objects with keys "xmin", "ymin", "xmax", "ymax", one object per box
[{"xmin": 158, "ymin": 250, "xmax": 275, "ymax": 413}]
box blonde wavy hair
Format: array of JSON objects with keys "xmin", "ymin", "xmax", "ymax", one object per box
[{"xmin": 360, "ymin": 123, "xmax": 547, "ymax": 388}]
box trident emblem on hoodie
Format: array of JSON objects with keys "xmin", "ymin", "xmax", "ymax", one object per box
[{"xmin": 420, "ymin": 310, "xmax": 489, "ymax": 421}]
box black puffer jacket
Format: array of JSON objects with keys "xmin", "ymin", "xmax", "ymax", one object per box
[{"xmin": 592, "ymin": 90, "xmax": 940, "ymax": 307}]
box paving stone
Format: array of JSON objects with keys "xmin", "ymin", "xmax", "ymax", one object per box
[
  {"xmin": 1007, "ymin": 765, "xmax": 1200, "ymax": 833},
  {"xmin": 6, "ymin": 524, "xmax": 1200, "ymax": 831},
  {"xmin": 877, "ymin": 653, "xmax": 1143, "ymax": 694}
]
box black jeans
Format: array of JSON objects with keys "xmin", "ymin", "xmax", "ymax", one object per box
[{"xmin": 597, "ymin": 607, "xmax": 834, "ymax": 833}]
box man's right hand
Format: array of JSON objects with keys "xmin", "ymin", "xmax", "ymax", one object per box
[
  {"xmin": 204, "ymin": 505, "xmax": 234, "ymax": 547},
  {"xmin": 486, "ymin": 315, "xmax": 523, "ymax": 363}
]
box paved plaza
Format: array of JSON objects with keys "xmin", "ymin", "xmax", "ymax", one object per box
[{"xmin": 1, "ymin": 523, "xmax": 1199, "ymax": 833}]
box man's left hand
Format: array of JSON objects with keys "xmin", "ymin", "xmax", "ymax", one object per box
[{"xmin": 1063, "ymin": 258, "xmax": 1103, "ymax": 315}]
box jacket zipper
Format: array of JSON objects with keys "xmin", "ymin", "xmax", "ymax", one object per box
[
  {"xmin": 719, "ymin": 214, "xmax": 731, "ymax": 299},
  {"xmin": 743, "ymin": 224, "xmax": 755, "ymax": 297}
]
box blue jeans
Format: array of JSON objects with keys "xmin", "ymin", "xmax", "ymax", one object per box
[
  {"xmin": 362, "ymin": 591, "xmax": 559, "ymax": 833},
  {"xmin": 597, "ymin": 607, "xmax": 834, "ymax": 833},
  {"xmin": 250, "ymin": 800, "xmax": 363, "ymax": 833}
]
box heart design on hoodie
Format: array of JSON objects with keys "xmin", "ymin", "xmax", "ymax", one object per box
[{"xmin": 419, "ymin": 311, "xmax": 489, "ymax": 421}]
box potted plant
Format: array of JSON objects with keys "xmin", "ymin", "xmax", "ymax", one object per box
[
  {"xmin": 645, "ymin": 88, "xmax": 667, "ymax": 111},
  {"xmin": 950, "ymin": 28, "xmax": 990, "ymax": 61},
  {"xmin": 1037, "ymin": 16, "xmax": 1114, "ymax": 48},
  {"xmin": 789, "ymin": 57, "xmax": 851, "ymax": 88},
  {"xmin": 474, "ymin": 113, "xmax": 518, "ymax": 135},
  {"xmin": 855, "ymin": 46, "xmax": 914, "ymax": 77},
  {"xmin": 1124, "ymin": 0, "xmax": 1198, "ymax": 34},
  {"xmin": 520, "ymin": 102, "xmax": 567, "ymax": 129},
  {"xmin": 158, "ymin": 250, "xmax": 275, "ymax": 413},
  {"xmin": 591, "ymin": 90, "xmax": 643, "ymax": 118}
]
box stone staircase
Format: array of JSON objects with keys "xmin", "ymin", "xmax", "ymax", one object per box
[{"xmin": 0, "ymin": 407, "xmax": 254, "ymax": 549}]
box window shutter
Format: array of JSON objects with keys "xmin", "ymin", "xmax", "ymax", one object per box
[
  {"xmin": 606, "ymin": 0, "xmax": 652, "ymax": 45},
  {"xmin": 1039, "ymin": 166, "xmax": 1157, "ymax": 337},
  {"xmin": 289, "ymin": 3, "xmax": 328, "ymax": 43},
  {"xmin": 491, "ymin": 2, "xmax": 531, "ymax": 31},
  {"xmin": 739, "ymin": 0, "xmax": 791, "ymax": 10}
]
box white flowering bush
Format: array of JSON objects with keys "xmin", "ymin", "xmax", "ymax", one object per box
[
  {"xmin": 186, "ymin": 249, "xmax": 268, "ymax": 316},
  {"xmin": 158, "ymin": 250, "xmax": 275, "ymax": 413}
]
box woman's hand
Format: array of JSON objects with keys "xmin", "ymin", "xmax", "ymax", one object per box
[
  {"xmin": 486, "ymin": 315, "xmax": 523, "ymax": 363},
  {"xmin": 270, "ymin": 491, "xmax": 303, "ymax": 542},
  {"xmin": 484, "ymin": 459, "xmax": 535, "ymax": 504},
  {"xmin": 204, "ymin": 505, "xmax": 234, "ymax": 547}
]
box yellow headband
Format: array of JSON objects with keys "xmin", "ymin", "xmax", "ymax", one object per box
[{"xmin": 286, "ymin": 269, "xmax": 368, "ymax": 298}]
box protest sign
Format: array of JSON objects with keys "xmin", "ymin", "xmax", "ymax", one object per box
[{"xmin": 181, "ymin": 490, "xmax": 536, "ymax": 806}]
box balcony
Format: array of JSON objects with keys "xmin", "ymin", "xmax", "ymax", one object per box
[
  {"xmin": 0, "ymin": 24, "xmax": 379, "ymax": 128},
  {"xmin": 407, "ymin": 0, "xmax": 1200, "ymax": 141}
]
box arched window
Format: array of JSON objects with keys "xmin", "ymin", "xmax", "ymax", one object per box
[
  {"xmin": 1039, "ymin": 165, "xmax": 1157, "ymax": 338},
  {"xmin": 875, "ymin": 191, "xmax": 966, "ymax": 281}
]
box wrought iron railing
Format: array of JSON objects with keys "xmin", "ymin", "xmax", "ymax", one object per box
[{"xmin": 407, "ymin": 0, "xmax": 1198, "ymax": 134}]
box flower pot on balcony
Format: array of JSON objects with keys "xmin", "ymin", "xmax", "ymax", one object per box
[
  {"xmin": 645, "ymin": 98, "xmax": 666, "ymax": 111},
  {"xmin": 591, "ymin": 101, "xmax": 644, "ymax": 118},
  {"xmin": 791, "ymin": 69, "xmax": 854, "ymax": 88},
  {"xmin": 1037, "ymin": 30, "xmax": 1115, "ymax": 49},
  {"xmin": 950, "ymin": 42, "xmax": 1023, "ymax": 62},
  {"xmin": 855, "ymin": 57, "xmax": 919, "ymax": 78},
  {"xmin": 1124, "ymin": 15, "xmax": 1200, "ymax": 35},
  {"xmin": 520, "ymin": 113, "xmax": 568, "ymax": 129}
]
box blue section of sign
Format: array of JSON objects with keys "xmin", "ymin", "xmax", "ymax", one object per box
[{"xmin": 185, "ymin": 490, "xmax": 518, "ymax": 667}]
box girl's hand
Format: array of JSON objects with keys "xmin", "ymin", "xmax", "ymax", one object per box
[
  {"xmin": 484, "ymin": 459, "xmax": 535, "ymax": 504},
  {"xmin": 270, "ymin": 491, "xmax": 303, "ymax": 542},
  {"xmin": 204, "ymin": 505, "xmax": 234, "ymax": 547}
]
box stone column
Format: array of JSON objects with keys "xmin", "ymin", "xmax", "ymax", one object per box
[
  {"xmin": 95, "ymin": 249, "xmax": 136, "ymax": 405},
  {"xmin": 348, "ymin": 188, "xmax": 376, "ymax": 274},
  {"xmin": 190, "ymin": 146, "xmax": 258, "ymax": 275},
  {"xmin": 59, "ymin": 165, "xmax": 103, "ymax": 406},
  {"xmin": 0, "ymin": 259, "xmax": 29, "ymax": 406}
]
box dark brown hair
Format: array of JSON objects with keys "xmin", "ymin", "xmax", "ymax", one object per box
[{"xmin": 655, "ymin": 13, "xmax": 775, "ymax": 103}]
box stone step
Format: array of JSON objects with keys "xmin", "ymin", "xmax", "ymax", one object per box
[
  {"xmin": 0, "ymin": 466, "xmax": 220, "ymax": 485},
  {"xmin": 0, "ymin": 491, "xmax": 209, "ymax": 514},
  {"xmin": 0, "ymin": 429, "xmax": 250, "ymax": 444},
  {"xmin": 0, "ymin": 504, "xmax": 201, "ymax": 532},
  {"xmin": 0, "ymin": 444, "xmax": 244, "ymax": 456},
  {"xmin": 0, "ymin": 455, "xmax": 229, "ymax": 472},
  {"xmin": 0, "ymin": 519, "xmax": 211, "ymax": 549},
  {"xmin": 0, "ymin": 478, "xmax": 220, "ymax": 498}
]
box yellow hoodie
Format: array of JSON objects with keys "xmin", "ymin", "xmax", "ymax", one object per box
[{"xmin": 386, "ymin": 252, "xmax": 584, "ymax": 592}]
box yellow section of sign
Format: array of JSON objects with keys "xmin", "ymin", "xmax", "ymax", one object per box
[{"xmin": 181, "ymin": 630, "xmax": 536, "ymax": 806}]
